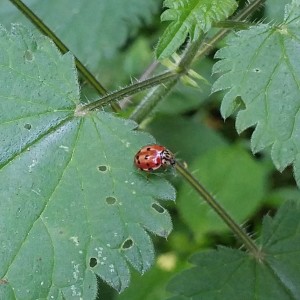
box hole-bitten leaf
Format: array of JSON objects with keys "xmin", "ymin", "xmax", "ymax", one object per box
[
  {"xmin": 106, "ymin": 196, "xmax": 117, "ymax": 205},
  {"xmin": 89, "ymin": 257, "xmax": 98, "ymax": 268},
  {"xmin": 0, "ymin": 24, "xmax": 175, "ymax": 298},
  {"xmin": 98, "ymin": 165, "xmax": 108, "ymax": 172},
  {"xmin": 121, "ymin": 238, "xmax": 134, "ymax": 250},
  {"xmin": 212, "ymin": 1, "xmax": 300, "ymax": 186}
]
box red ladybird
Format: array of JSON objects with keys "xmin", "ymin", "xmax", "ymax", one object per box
[{"xmin": 134, "ymin": 144, "xmax": 176, "ymax": 172}]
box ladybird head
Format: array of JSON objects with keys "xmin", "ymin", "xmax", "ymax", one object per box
[{"xmin": 161, "ymin": 149, "xmax": 176, "ymax": 166}]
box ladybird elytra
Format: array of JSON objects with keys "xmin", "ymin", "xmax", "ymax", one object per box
[{"xmin": 134, "ymin": 144, "xmax": 175, "ymax": 172}]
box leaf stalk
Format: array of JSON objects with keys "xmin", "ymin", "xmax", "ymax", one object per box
[
  {"xmin": 79, "ymin": 71, "xmax": 178, "ymax": 112},
  {"xmin": 175, "ymin": 162, "xmax": 263, "ymax": 258},
  {"xmin": 130, "ymin": 36, "xmax": 203, "ymax": 123}
]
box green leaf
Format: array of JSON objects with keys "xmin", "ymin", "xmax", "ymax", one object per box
[
  {"xmin": 1, "ymin": 0, "xmax": 159, "ymax": 75},
  {"xmin": 156, "ymin": 0, "xmax": 238, "ymax": 59},
  {"xmin": 116, "ymin": 253, "xmax": 185, "ymax": 300},
  {"xmin": 212, "ymin": 0, "xmax": 300, "ymax": 185},
  {"xmin": 177, "ymin": 146, "xmax": 269, "ymax": 240},
  {"xmin": 0, "ymin": 25, "xmax": 175, "ymax": 299},
  {"xmin": 147, "ymin": 116, "xmax": 227, "ymax": 164},
  {"xmin": 167, "ymin": 201, "xmax": 300, "ymax": 299}
]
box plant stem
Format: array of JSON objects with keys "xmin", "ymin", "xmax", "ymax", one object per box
[
  {"xmin": 80, "ymin": 71, "xmax": 177, "ymax": 112},
  {"xmin": 195, "ymin": 0, "xmax": 265, "ymax": 60},
  {"xmin": 119, "ymin": 61, "xmax": 160, "ymax": 109},
  {"xmin": 214, "ymin": 20, "xmax": 254, "ymax": 30},
  {"xmin": 130, "ymin": 37, "xmax": 203, "ymax": 123},
  {"xmin": 175, "ymin": 162, "xmax": 262, "ymax": 257},
  {"xmin": 9, "ymin": 0, "xmax": 121, "ymax": 112}
]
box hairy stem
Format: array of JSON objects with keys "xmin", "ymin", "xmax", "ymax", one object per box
[
  {"xmin": 80, "ymin": 71, "xmax": 178, "ymax": 112},
  {"xmin": 175, "ymin": 162, "xmax": 262, "ymax": 257},
  {"xmin": 130, "ymin": 37, "xmax": 203, "ymax": 123}
]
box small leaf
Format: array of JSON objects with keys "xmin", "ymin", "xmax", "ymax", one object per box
[
  {"xmin": 212, "ymin": 0, "xmax": 300, "ymax": 185},
  {"xmin": 168, "ymin": 201, "xmax": 300, "ymax": 299},
  {"xmin": 156, "ymin": 0, "xmax": 238, "ymax": 59},
  {"xmin": 0, "ymin": 25, "xmax": 175, "ymax": 299}
]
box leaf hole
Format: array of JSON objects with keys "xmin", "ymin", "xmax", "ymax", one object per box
[
  {"xmin": 98, "ymin": 165, "xmax": 108, "ymax": 172},
  {"xmin": 253, "ymin": 68, "xmax": 261, "ymax": 73},
  {"xmin": 24, "ymin": 123, "xmax": 32, "ymax": 130},
  {"xmin": 24, "ymin": 50, "xmax": 34, "ymax": 62},
  {"xmin": 121, "ymin": 238, "xmax": 134, "ymax": 250},
  {"xmin": 89, "ymin": 257, "xmax": 98, "ymax": 268},
  {"xmin": 106, "ymin": 196, "xmax": 117, "ymax": 205},
  {"xmin": 152, "ymin": 203, "xmax": 165, "ymax": 214}
]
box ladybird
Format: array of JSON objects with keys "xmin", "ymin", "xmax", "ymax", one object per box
[{"xmin": 134, "ymin": 144, "xmax": 176, "ymax": 172}]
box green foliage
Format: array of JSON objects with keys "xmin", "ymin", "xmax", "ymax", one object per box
[
  {"xmin": 1, "ymin": 0, "xmax": 159, "ymax": 75},
  {"xmin": 177, "ymin": 145, "xmax": 270, "ymax": 240},
  {"xmin": 156, "ymin": 0, "xmax": 238, "ymax": 59},
  {"xmin": 0, "ymin": 25, "xmax": 175, "ymax": 299},
  {"xmin": 1, "ymin": 0, "xmax": 300, "ymax": 300},
  {"xmin": 212, "ymin": 0, "xmax": 300, "ymax": 185},
  {"xmin": 167, "ymin": 201, "xmax": 300, "ymax": 299},
  {"xmin": 116, "ymin": 256, "xmax": 185, "ymax": 300},
  {"xmin": 147, "ymin": 116, "xmax": 227, "ymax": 163}
]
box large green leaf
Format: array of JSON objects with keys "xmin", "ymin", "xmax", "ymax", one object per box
[
  {"xmin": 167, "ymin": 201, "xmax": 300, "ymax": 299},
  {"xmin": 0, "ymin": 24, "xmax": 175, "ymax": 299},
  {"xmin": 156, "ymin": 0, "xmax": 238, "ymax": 59},
  {"xmin": 1, "ymin": 0, "xmax": 159, "ymax": 75},
  {"xmin": 212, "ymin": 0, "xmax": 300, "ymax": 185},
  {"xmin": 177, "ymin": 146, "xmax": 269, "ymax": 240}
]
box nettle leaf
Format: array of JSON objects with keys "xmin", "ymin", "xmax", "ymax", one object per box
[
  {"xmin": 0, "ymin": 25, "xmax": 175, "ymax": 299},
  {"xmin": 1, "ymin": 0, "xmax": 159, "ymax": 74},
  {"xmin": 156, "ymin": 0, "xmax": 238, "ymax": 59},
  {"xmin": 212, "ymin": 0, "xmax": 300, "ymax": 185},
  {"xmin": 167, "ymin": 201, "xmax": 300, "ymax": 299}
]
